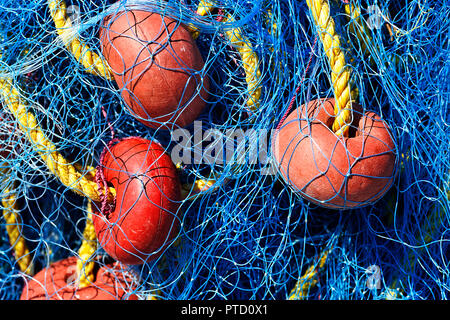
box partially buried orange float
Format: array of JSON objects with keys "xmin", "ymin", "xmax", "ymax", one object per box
[
  {"xmin": 92, "ymin": 137, "xmax": 181, "ymax": 265},
  {"xmin": 272, "ymin": 98, "xmax": 397, "ymax": 209},
  {"xmin": 100, "ymin": 9, "xmax": 209, "ymax": 129},
  {"xmin": 20, "ymin": 256, "xmax": 137, "ymax": 300}
]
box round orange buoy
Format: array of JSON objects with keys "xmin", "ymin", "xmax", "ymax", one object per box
[
  {"xmin": 92, "ymin": 137, "xmax": 181, "ymax": 265},
  {"xmin": 20, "ymin": 256, "xmax": 138, "ymax": 300},
  {"xmin": 100, "ymin": 10, "xmax": 209, "ymax": 129},
  {"xmin": 272, "ymin": 98, "xmax": 397, "ymax": 209}
]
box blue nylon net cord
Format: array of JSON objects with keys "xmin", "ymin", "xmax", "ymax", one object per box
[{"xmin": 0, "ymin": 0, "xmax": 449, "ymax": 300}]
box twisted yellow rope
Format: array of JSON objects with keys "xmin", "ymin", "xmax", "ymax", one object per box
[
  {"xmin": 76, "ymin": 200, "xmax": 97, "ymax": 288},
  {"xmin": 0, "ymin": 77, "xmax": 115, "ymax": 203},
  {"xmin": 181, "ymin": 177, "xmax": 218, "ymax": 199},
  {"xmin": 343, "ymin": 2, "xmax": 372, "ymax": 58},
  {"xmin": 223, "ymin": 14, "xmax": 262, "ymax": 111},
  {"xmin": 1, "ymin": 177, "xmax": 33, "ymax": 275},
  {"xmin": 187, "ymin": 0, "xmax": 262, "ymax": 111},
  {"xmin": 288, "ymin": 249, "xmax": 329, "ymax": 300},
  {"xmin": 340, "ymin": 2, "xmax": 414, "ymax": 70},
  {"xmin": 48, "ymin": 0, "xmax": 114, "ymax": 80},
  {"xmin": 186, "ymin": 0, "xmax": 215, "ymax": 39},
  {"xmin": 265, "ymin": 9, "xmax": 278, "ymax": 35},
  {"xmin": 306, "ymin": 0, "xmax": 353, "ymax": 137}
]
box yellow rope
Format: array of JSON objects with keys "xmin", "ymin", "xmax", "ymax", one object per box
[
  {"xmin": 343, "ymin": 2, "xmax": 372, "ymax": 60},
  {"xmin": 196, "ymin": 0, "xmax": 216, "ymax": 17},
  {"xmin": 187, "ymin": 1, "xmax": 262, "ymax": 111},
  {"xmin": 265, "ymin": 9, "xmax": 278, "ymax": 36},
  {"xmin": 0, "ymin": 77, "xmax": 115, "ymax": 203},
  {"xmin": 76, "ymin": 200, "xmax": 97, "ymax": 288},
  {"xmin": 48, "ymin": 0, "xmax": 114, "ymax": 80},
  {"xmin": 341, "ymin": 2, "xmax": 420, "ymax": 70},
  {"xmin": 223, "ymin": 14, "xmax": 262, "ymax": 111},
  {"xmin": 306, "ymin": 0, "xmax": 353, "ymax": 137},
  {"xmin": 181, "ymin": 1, "xmax": 262, "ymax": 198},
  {"xmin": 1, "ymin": 177, "xmax": 33, "ymax": 275},
  {"xmin": 181, "ymin": 178, "xmax": 217, "ymax": 199},
  {"xmin": 186, "ymin": 0, "xmax": 216, "ymax": 39},
  {"xmin": 288, "ymin": 249, "xmax": 329, "ymax": 300}
]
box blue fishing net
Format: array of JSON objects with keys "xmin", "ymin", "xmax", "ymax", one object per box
[{"xmin": 0, "ymin": 0, "xmax": 448, "ymax": 300}]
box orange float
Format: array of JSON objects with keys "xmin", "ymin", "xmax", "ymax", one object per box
[
  {"xmin": 272, "ymin": 98, "xmax": 397, "ymax": 209},
  {"xmin": 20, "ymin": 256, "xmax": 138, "ymax": 300},
  {"xmin": 93, "ymin": 137, "xmax": 181, "ymax": 265},
  {"xmin": 100, "ymin": 10, "xmax": 209, "ymax": 129}
]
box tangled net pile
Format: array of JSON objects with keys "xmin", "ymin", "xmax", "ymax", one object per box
[{"xmin": 0, "ymin": 0, "xmax": 449, "ymax": 300}]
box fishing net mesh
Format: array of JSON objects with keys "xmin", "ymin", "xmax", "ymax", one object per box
[{"xmin": 0, "ymin": 0, "xmax": 448, "ymax": 300}]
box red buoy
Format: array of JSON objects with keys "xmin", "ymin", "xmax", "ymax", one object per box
[
  {"xmin": 92, "ymin": 137, "xmax": 181, "ymax": 265},
  {"xmin": 272, "ymin": 98, "xmax": 397, "ymax": 209},
  {"xmin": 20, "ymin": 256, "xmax": 138, "ymax": 300},
  {"xmin": 100, "ymin": 10, "xmax": 209, "ymax": 129}
]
